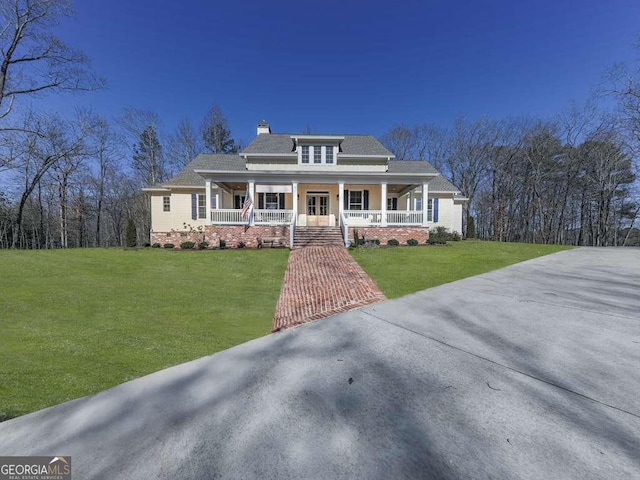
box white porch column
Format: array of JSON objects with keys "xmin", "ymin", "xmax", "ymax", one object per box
[
  {"xmin": 248, "ymin": 181, "xmax": 255, "ymax": 226},
  {"xmin": 292, "ymin": 181, "xmax": 298, "ymax": 220},
  {"xmin": 422, "ymin": 182, "xmax": 429, "ymax": 227},
  {"xmin": 381, "ymin": 182, "xmax": 387, "ymax": 226},
  {"xmin": 205, "ymin": 180, "xmax": 212, "ymax": 223},
  {"xmin": 338, "ymin": 182, "xmax": 345, "ymax": 225}
]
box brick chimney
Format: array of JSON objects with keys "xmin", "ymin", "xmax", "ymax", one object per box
[{"xmin": 257, "ymin": 121, "xmax": 271, "ymax": 135}]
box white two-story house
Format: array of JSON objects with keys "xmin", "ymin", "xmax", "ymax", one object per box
[{"xmin": 144, "ymin": 122, "xmax": 466, "ymax": 248}]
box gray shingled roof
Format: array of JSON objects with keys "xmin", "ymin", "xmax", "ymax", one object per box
[
  {"xmin": 387, "ymin": 160, "xmax": 439, "ymax": 174},
  {"xmin": 162, "ymin": 154, "xmax": 245, "ymax": 187},
  {"xmin": 241, "ymin": 134, "xmax": 394, "ymax": 157},
  {"xmin": 427, "ymin": 175, "xmax": 461, "ymax": 193}
]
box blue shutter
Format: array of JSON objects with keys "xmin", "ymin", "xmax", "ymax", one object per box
[
  {"xmin": 258, "ymin": 193, "xmax": 264, "ymax": 209},
  {"xmin": 363, "ymin": 190, "xmax": 369, "ymax": 210},
  {"xmin": 279, "ymin": 193, "xmax": 285, "ymax": 209},
  {"xmin": 344, "ymin": 190, "xmax": 349, "ymax": 210},
  {"xmin": 392, "ymin": 198, "xmax": 398, "ymax": 210},
  {"xmin": 433, "ymin": 198, "xmax": 439, "ymax": 223},
  {"xmin": 191, "ymin": 193, "xmax": 197, "ymax": 220}
]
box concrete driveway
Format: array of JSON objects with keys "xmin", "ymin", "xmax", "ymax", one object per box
[{"xmin": 0, "ymin": 247, "xmax": 638, "ymax": 479}]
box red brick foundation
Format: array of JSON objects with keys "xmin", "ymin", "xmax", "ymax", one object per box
[
  {"xmin": 151, "ymin": 225, "xmax": 290, "ymax": 249},
  {"xmin": 348, "ymin": 226, "xmax": 429, "ymax": 245}
]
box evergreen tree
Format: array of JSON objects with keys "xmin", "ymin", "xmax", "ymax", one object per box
[
  {"xmin": 466, "ymin": 215, "xmax": 476, "ymax": 239},
  {"xmin": 201, "ymin": 103, "xmax": 237, "ymax": 153},
  {"xmin": 125, "ymin": 219, "xmax": 136, "ymax": 247}
]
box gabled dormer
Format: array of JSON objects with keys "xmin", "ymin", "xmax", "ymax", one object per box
[
  {"xmin": 291, "ymin": 135, "xmax": 344, "ymax": 166},
  {"xmin": 241, "ymin": 121, "xmax": 394, "ymax": 172}
]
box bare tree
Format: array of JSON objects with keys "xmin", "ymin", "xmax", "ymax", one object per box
[
  {"xmin": 0, "ymin": 0, "xmax": 103, "ymax": 121},
  {"xmin": 380, "ymin": 124, "xmax": 418, "ymax": 160},
  {"xmin": 166, "ymin": 117, "xmax": 201, "ymax": 170},
  {"xmin": 9, "ymin": 110, "xmax": 93, "ymax": 247},
  {"xmin": 118, "ymin": 108, "xmax": 166, "ymax": 186},
  {"xmin": 201, "ymin": 103, "xmax": 236, "ymax": 154}
]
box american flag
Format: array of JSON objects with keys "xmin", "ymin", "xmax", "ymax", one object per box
[{"xmin": 241, "ymin": 185, "xmax": 253, "ymax": 221}]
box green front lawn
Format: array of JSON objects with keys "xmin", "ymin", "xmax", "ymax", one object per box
[
  {"xmin": 350, "ymin": 240, "xmax": 572, "ymax": 298},
  {"xmin": 0, "ymin": 248, "xmax": 289, "ymax": 421}
]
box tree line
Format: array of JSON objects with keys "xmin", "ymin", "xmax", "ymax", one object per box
[
  {"xmin": 380, "ymin": 97, "xmax": 639, "ymax": 246},
  {"xmin": 0, "ymin": 0, "xmax": 238, "ymax": 248}
]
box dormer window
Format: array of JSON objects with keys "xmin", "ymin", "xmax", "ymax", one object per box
[
  {"xmin": 298, "ymin": 145, "xmax": 335, "ymax": 165},
  {"xmin": 326, "ymin": 146, "xmax": 334, "ymax": 163}
]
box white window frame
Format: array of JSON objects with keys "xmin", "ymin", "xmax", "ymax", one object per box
[
  {"xmin": 197, "ymin": 194, "xmax": 207, "ymax": 219},
  {"xmin": 325, "ymin": 145, "xmax": 334, "ymax": 163},
  {"xmin": 413, "ymin": 197, "xmax": 433, "ymax": 221},
  {"xmin": 349, "ymin": 190, "xmax": 363, "ymax": 210},
  {"xmin": 163, "ymin": 196, "xmax": 170, "ymax": 212},
  {"xmin": 298, "ymin": 145, "xmax": 336, "ymax": 165},
  {"xmin": 261, "ymin": 192, "xmax": 282, "ymax": 210}
]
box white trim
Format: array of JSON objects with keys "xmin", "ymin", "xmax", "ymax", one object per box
[
  {"xmin": 255, "ymin": 185, "xmax": 292, "ymax": 193},
  {"xmin": 291, "ymin": 135, "xmax": 345, "ymax": 142},
  {"xmin": 205, "ymin": 180, "xmax": 212, "ymax": 222},
  {"xmin": 381, "ymin": 182, "xmax": 387, "ymax": 226}
]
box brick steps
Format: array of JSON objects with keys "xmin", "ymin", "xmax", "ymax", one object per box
[{"xmin": 293, "ymin": 226, "xmax": 344, "ymax": 248}]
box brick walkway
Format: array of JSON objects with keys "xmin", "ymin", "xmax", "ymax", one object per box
[{"xmin": 272, "ymin": 246, "xmax": 386, "ymax": 331}]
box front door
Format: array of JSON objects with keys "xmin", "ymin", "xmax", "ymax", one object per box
[{"xmin": 306, "ymin": 194, "xmax": 329, "ymax": 226}]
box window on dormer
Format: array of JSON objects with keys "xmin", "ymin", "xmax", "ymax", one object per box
[
  {"xmin": 326, "ymin": 146, "xmax": 334, "ymax": 163},
  {"xmin": 299, "ymin": 145, "xmax": 336, "ymax": 165}
]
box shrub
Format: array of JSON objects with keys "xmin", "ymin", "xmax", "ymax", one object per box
[
  {"xmin": 237, "ymin": 241, "xmax": 246, "ymax": 249},
  {"xmin": 163, "ymin": 243, "xmax": 174, "ymax": 249},
  {"xmin": 387, "ymin": 239, "xmax": 399, "ymax": 246},
  {"xmin": 219, "ymin": 239, "xmax": 226, "ymax": 249},
  {"xmin": 125, "ymin": 219, "xmax": 136, "ymax": 248},
  {"xmin": 180, "ymin": 241, "xmax": 195, "ymax": 250},
  {"xmin": 427, "ymin": 226, "xmax": 460, "ymax": 245},
  {"xmin": 200, "ymin": 241, "xmax": 209, "ymax": 249},
  {"xmin": 151, "ymin": 243, "xmax": 161, "ymax": 248},
  {"xmin": 407, "ymin": 238, "xmax": 419, "ymax": 246}
]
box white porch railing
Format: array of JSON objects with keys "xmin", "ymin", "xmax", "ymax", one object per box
[
  {"xmin": 341, "ymin": 210, "xmax": 426, "ymax": 226},
  {"xmin": 211, "ymin": 209, "xmax": 244, "ymax": 224},
  {"xmin": 210, "ymin": 209, "xmax": 294, "ymax": 225},
  {"xmin": 386, "ymin": 211, "xmax": 424, "ymax": 225},
  {"xmin": 343, "ymin": 210, "xmax": 383, "ymax": 225},
  {"xmin": 254, "ymin": 209, "xmax": 294, "ymax": 225}
]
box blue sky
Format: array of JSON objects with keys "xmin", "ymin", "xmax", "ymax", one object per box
[{"xmin": 40, "ymin": 0, "xmax": 640, "ymax": 145}]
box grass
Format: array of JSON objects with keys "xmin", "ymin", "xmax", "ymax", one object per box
[
  {"xmin": 0, "ymin": 248, "xmax": 289, "ymax": 421},
  {"xmin": 350, "ymin": 240, "xmax": 572, "ymax": 299}
]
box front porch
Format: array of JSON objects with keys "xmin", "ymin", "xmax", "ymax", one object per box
[{"xmin": 206, "ymin": 181, "xmax": 435, "ymax": 228}]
